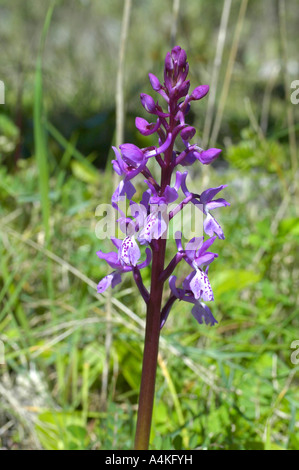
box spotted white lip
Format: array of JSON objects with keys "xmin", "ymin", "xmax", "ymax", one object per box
[
  {"xmin": 189, "ymin": 267, "xmax": 214, "ymax": 301},
  {"xmin": 119, "ymin": 236, "xmax": 141, "ymax": 267}
]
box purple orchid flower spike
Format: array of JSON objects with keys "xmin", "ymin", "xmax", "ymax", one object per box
[{"xmin": 95, "ymin": 46, "xmax": 229, "ymax": 451}]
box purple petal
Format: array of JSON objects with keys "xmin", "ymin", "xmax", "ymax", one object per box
[
  {"xmin": 173, "ymin": 171, "xmax": 188, "ymax": 192},
  {"xmin": 180, "ymin": 153, "xmax": 197, "ymax": 166},
  {"xmin": 182, "ymin": 272, "xmax": 194, "ymax": 290},
  {"xmin": 148, "ymin": 73, "xmax": 162, "ymax": 91},
  {"xmin": 111, "ymin": 272, "xmax": 122, "ymax": 288},
  {"xmin": 194, "ymin": 251, "xmax": 218, "ymax": 267},
  {"xmin": 111, "ymin": 238, "xmax": 123, "ymax": 250},
  {"xmin": 140, "ymin": 93, "xmax": 157, "ymax": 114},
  {"xmin": 164, "ymin": 51, "xmax": 173, "ymax": 72},
  {"xmin": 191, "ymin": 302, "xmax": 218, "ymax": 326},
  {"xmin": 204, "ymin": 213, "xmax": 225, "ymax": 240},
  {"xmin": 185, "ymin": 236, "xmax": 204, "ymax": 253},
  {"xmin": 135, "ymin": 117, "xmax": 160, "ymax": 136},
  {"xmin": 176, "ymin": 80, "xmax": 190, "ymax": 98},
  {"xmin": 200, "ymin": 185, "xmax": 227, "ymax": 205},
  {"xmin": 169, "ymin": 275, "xmax": 185, "ymax": 300},
  {"xmin": 175, "ymin": 171, "xmax": 191, "ymax": 196},
  {"xmin": 137, "ymin": 247, "xmax": 152, "ymax": 269},
  {"xmin": 181, "ymin": 126, "xmax": 196, "ymax": 142},
  {"xmin": 119, "ymin": 143, "xmax": 144, "ymax": 164},
  {"xmin": 175, "ymin": 231, "xmax": 183, "ymax": 251},
  {"xmin": 112, "ymin": 159, "xmax": 123, "ymax": 176},
  {"xmin": 196, "ymin": 148, "xmax": 222, "ymax": 165},
  {"xmin": 97, "ymin": 272, "xmax": 122, "ymax": 294},
  {"xmin": 140, "ymin": 189, "xmax": 151, "ymax": 212},
  {"xmin": 96, "ymin": 250, "xmax": 120, "ymax": 269},
  {"xmin": 197, "ymin": 236, "xmax": 217, "ymax": 256},
  {"xmin": 112, "ymin": 146, "xmax": 126, "ymax": 175},
  {"xmin": 164, "ymin": 185, "xmax": 178, "ymax": 203},
  {"xmin": 205, "ymin": 198, "xmax": 230, "ymax": 211},
  {"xmin": 145, "ymin": 179, "xmax": 158, "ymax": 196},
  {"xmin": 172, "ymin": 46, "xmax": 184, "ymax": 65},
  {"xmin": 112, "ymin": 180, "xmax": 136, "ymax": 204}
]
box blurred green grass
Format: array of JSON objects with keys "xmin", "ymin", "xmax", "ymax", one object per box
[{"xmin": 0, "ymin": 0, "xmax": 299, "ymax": 450}]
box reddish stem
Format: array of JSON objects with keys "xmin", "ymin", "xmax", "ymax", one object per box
[{"xmin": 134, "ymin": 239, "xmax": 166, "ymax": 450}]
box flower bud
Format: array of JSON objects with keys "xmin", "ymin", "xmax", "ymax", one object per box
[
  {"xmin": 148, "ymin": 73, "xmax": 162, "ymax": 91},
  {"xmin": 181, "ymin": 126, "xmax": 196, "ymax": 142},
  {"xmin": 140, "ymin": 93, "xmax": 157, "ymax": 114},
  {"xmin": 191, "ymin": 85, "xmax": 209, "ymax": 101},
  {"xmin": 195, "ymin": 148, "xmax": 221, "ymax": 165},
  {"xmin": 135, "ymin": 117, "xmax": 160, "ymax": 136},
  {"xmin": 120, "ymin": 143, "xmax": 144, "ymax": 164}
]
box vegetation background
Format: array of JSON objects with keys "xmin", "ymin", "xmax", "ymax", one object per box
[{"xmin": 0, "ymin": 0, "xmax": 299, "ymax": 450}]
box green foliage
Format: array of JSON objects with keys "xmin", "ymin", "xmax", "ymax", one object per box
[
  {"xmin": 1, "ymin": 142, "xmax": 299, "ymax": 450},
  {"xmin": 1, "ymin": 0, "xmax": 299, "ymax": 452},
  {"xmin": 0, "ymin": 115, "xmax": 19, "ymax": 158}
]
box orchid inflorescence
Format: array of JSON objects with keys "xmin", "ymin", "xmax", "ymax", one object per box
[{"xmin": 97, "ymin": 45, "xmax": 229, "ymax": 329}]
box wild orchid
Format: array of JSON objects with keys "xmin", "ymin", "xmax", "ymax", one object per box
[{"xmin": 96, "ymin": 46, "xmax": 229, "ymax": 450}]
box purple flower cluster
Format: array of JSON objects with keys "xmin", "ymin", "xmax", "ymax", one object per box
[{"xmin": 97, "ymin": 46, "xmax": 229, "ymax": 328}]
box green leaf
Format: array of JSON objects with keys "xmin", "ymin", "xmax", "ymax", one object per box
[
  {"xmin": 71, "ymin": 160, "xmax": 99, "ymax": 184},
  {"xmin": 172, "ymin": 434, "xmax": 183, "ymax": 450},
  {"xmin": 278, "ymin": 217, "xmax": 299, "ymax": 236},
  {"xmin": 35, "ymin": 411, "xmax": 85, "ymax": 450},
  {"xmin": 213, "ymin": 269, "xmax": 261, "ymax": 297}
]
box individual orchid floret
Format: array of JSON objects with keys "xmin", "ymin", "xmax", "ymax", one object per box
[
  {"xmin": 180, "ymin": 126, "xmax": 196, "ymax": 143},
  {"xmin": 97, "ymin": 240, "xmax": 151, "ymax": 295},
  {"xmin": 140, "ymin": 93, "xmax": 169, "ymax": 117},
  {"xmin": 200, "ymin": 185, "xmax": 230, "ymax": 239},
  {"xmin": 175, "ymin": 231, "xmax": 218, "ymax": 267},
  {"xmin": 178, "ymin": 172, "xmax": 229, "ymax": 239},
  {"xmin": 176, "ymin": 144, "xmax": 222, "ymax": 167},
  {"xmin": 135, "ymin": 117, "xmax": 160, "ymax": 136},
  {"xmin": 120, "ymin": 143, "xmax": 145, "ymax": 165},
  {"xmin": 111, "ymin": 145, "xmax": 146, "ymax": 181},
  {"xmin": 187, "ymin": 268, "xmax": 214, "ymax": 301},
  {"xmin": 162, "ymin": 275, "xmax": 217, "ymax": 327}
]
